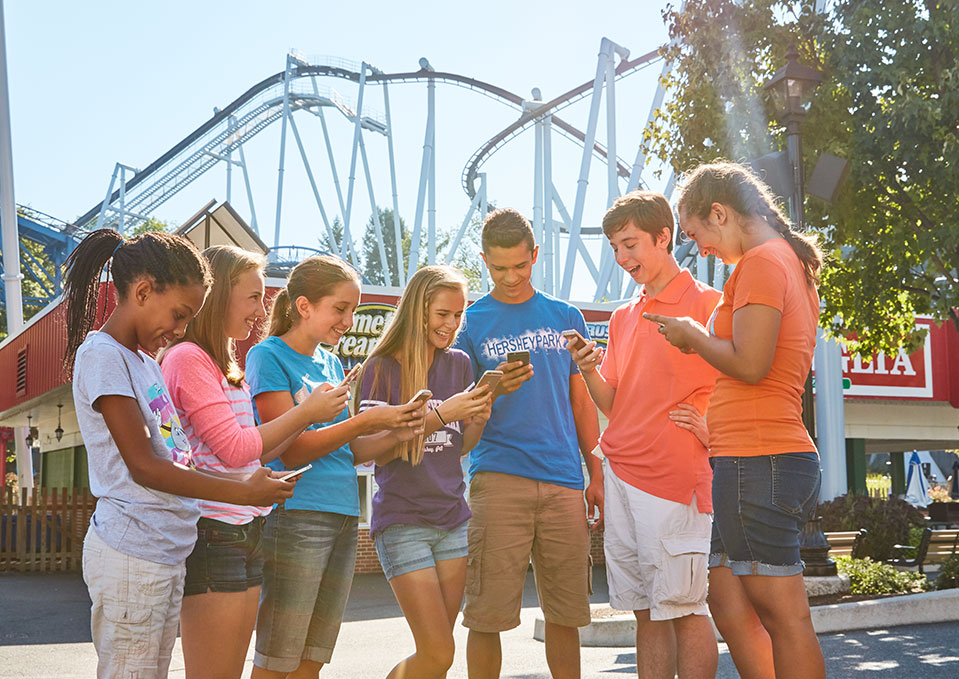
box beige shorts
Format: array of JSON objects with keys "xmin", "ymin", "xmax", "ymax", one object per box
[
  {"xmin": 604, "ymin": 461, "xmax": 711, "ymax": 621},
  {"xmin": 463, "ymin": 472, "xmax": 592, "ymax": 632}
]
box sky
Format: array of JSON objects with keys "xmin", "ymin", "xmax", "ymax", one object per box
[{"xmin": 6, "ymin": 0, "xmax": 675, "ymax": 300}]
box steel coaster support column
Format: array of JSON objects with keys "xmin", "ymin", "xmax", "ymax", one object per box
[
  {"xmin": 627, "ymin": 52, "xmax": 672, "ymax": 193},
  {"xmin": 815, "ymin": 324, "xmax": 847, "ymax": 501},
  {"xmin": 342, "ymin": 62, "xmax": 369, "ymax": 261},
  {"xmin": 542, "ymin": 116, "xmax": 555, "ymax": 295},
  {"xmin": 0, "ymin": 0, "xmax": 21, "ymax": 335},
  {"xmin": 382, "ymin": 81, "xmax": 403, "ymax": 285},
  {"xmin": 446, "ymin": 182, "xmax": 484, "ymax": 265},
  {"xmin": 237, "ymin": 141, "xmax": 259, "ymax": 235},
  {"xmin": 316, "ymin": 107, "xmax": 348, "ymax": 221},
  {"xmin": 480, "ymin": 174, "xmax": 489, "ymax": 294},
  {"xmin": 532, "ymin": 102, "xmax": 545, "ymax": 289},
  {"xmin": 226, "ymin": 115, "xmax": 235, "ymax": 204},
  {"xmin": 408, "ymin": 60, "xmax": 436, "ymax": 283},
  {"xmin": 273, "ymin": 54, "xmax": 294, "ymax": 249},
  {"xmin": 426, "ymin": 76, "xmax": 436, "ymax": 265},
  {"xmin": 94, "ymin": 164, "xmax": 120, "ymax": 231},
  {"xmin": 551, "ymin": 186, "xmax": 600, "ymax": 284},
  {"xmin": 117, "ymin": 165, "xmax": 129, "ymax": 233},
  {"xmin": 358, "ymin": 132, "xmax": 389, "ymax": 276},
  {"xmin": 561, "ymin": 39, "xmax": 612, "ymax": 299},
  {"xmin": 289, "ymin": 114, "xmax": 341, "ymax": 258}
]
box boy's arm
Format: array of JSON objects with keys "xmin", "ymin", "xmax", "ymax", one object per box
[{"xmin": 570, "ymin": 374, "xmax": 604, "ymax": 531}]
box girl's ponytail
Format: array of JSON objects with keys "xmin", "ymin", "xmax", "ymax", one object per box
[
  {"xmin": 267, "ymin": 288, "xmax": 294, "ymax": 338},
  {"xmin": 63, "ymin": 229, "xmax": 125, "ymax": 371},
  {"xmin": 677, "ymin": 161, "xmax": 823, "ymax": 287}
]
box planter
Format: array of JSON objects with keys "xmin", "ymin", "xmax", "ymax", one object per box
[{"xmin": 927, "ymin": 502, "xmax": 959, "ymax": 523}]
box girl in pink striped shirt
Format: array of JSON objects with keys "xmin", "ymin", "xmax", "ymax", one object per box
[{"xmin": 160, "ymin": 246, "xmax": 348, "ymax": 679}]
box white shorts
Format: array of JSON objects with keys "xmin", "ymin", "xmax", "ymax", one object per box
[{"xmin": 603, "ymin": 461, "xmax": 712, "ymax": 621}]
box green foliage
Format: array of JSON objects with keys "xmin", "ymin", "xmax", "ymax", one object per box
[
  {"xmin": 835, "ymin": 555, "xmax": 928, "ymax": 595},
  {"xmin": 126, "ymin": 217, "xmax": 173, "ymax": 236},
  {"xmin": 935, "ymin": 553, "xmax": 959, "ymax": 590},
  {"xmin": 819, "ymin": 494, "xmax": 925, "ymax": 560},
  {"xmin": 908, "ymin": 524, "xmax": 927, "ymax": 548},
  {"xmin": 646, "ymin": 0, "xmax": 959, "ymax": 356}
]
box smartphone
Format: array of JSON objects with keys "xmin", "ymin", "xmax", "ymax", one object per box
[
  {"xmin": 562, "ymin": 329, "xmax": 587, "ymax": 352},
  {"xmin": 278, "ymin": 463, "xmax": 312, "ymax": 482},
  {"xmin": 408, "ymin": 388, "xmax": 433, "ymax": 406},
  {"xmin": 473, "ymin": 369, "xmax": 504, "ymax": 393},
  {"xmin": 339, "ymin": 363, "xmax": 362, "ymax": 387},
  {"xmin": 506, "ymin": 350, "xmax": 530, "ymax": 366}
]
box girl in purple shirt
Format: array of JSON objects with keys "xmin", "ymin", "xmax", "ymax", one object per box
[{"xmin": 351, "ymin": 265, "xmax": 492, "ymax": 679}]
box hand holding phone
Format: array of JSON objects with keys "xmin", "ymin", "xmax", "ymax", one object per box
[
  {"xmin": 473, "ymin": 370, "xmax": 504, "ymax": 394},
  {"xmin": 339, "ymin": 363, "xmax": 363, "ymax": 387},
  {"xmin": 277, "ymin": 464, "xmax": 312, "ymax": 482},
  {"xmin": 562, "ymin": 329, "xmax": 587, "ymax": 352},
  {"xmin": 563, "ymin": 328, "xmax": 602, "ymax": 373},
  {"xmin": 506, "ymin": 350, "xmax": 530, "ymax": 367},
  {"xmin": 408, "ymin": 388, "xmax": 433, "ymax": 406}
]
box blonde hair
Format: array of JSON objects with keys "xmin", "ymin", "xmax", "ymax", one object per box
[
  {"xmin": 267, "ymin": 255, "xmax": 360, "ymax": 337},
  {"xmin": 160, "ymin": 245, "xmax": 265, "ymax": 386},
  {"xmin": 676, "ymin": 161, "xmax": 823, "ymax": 286},
  {"xmin": 356, "ymin": 265, "xmax": 468, "ymax": 465}
]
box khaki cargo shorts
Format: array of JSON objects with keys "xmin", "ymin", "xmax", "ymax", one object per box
[{"xmin": 462, "ymin": 471, "xmax": 592, "ymax": 633}]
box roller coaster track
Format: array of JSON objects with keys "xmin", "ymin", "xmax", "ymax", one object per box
[{"xmin": 75, "ymin": 53, "xmax": 661, "ymax": 230}]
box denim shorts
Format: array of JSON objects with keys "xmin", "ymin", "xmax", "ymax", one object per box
[
  {"xmin": 709, "ymin": 452, "xmax": 821, "ymax": 577},
  {"xmin": 183, "ymin": 516, "xmax": 265, "ymax": 596},
  {"xmin": 254, "ymin": 508, "xmax": 358, "ymax": 673},
  {"xmin": 374, "ymin": 521, "xmax": 469, "ymax": 580}
]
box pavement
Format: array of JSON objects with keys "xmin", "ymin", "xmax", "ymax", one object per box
[{"xmin": 2, "ymin": 569, "xmax": 959, "ymax": 678}]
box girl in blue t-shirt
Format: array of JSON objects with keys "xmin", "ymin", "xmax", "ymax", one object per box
[
  {"xmin": 246, "ymin": 255, "xmax": 426, "ymax": 679},
  {"xmin": 351, "ymin": 265, "xmax": 493, "ymax": 679}
]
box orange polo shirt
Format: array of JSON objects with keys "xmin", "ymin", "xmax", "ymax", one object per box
[
  {"xmin": 599, "ymin": 269, "xmax": 721, "ymax": 513},
  {"xmin": 706, "ymin": 238, "xmax": 819, "ymax": 458}
]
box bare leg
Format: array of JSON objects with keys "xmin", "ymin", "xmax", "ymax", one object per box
[
  {"xmin": 634, "ymin": 610, "xmax": 676, "ymax": 679},
  {"xmin": 739, "ymin": 574, "xmax": 825, "ymax": 679},
  {"xmin": 707, "ymin": 567, "xmax": 774, "ymax": 679},
  {"xmin": 672, "ymin": 614, "xmax": 718, "ymax": 679},
  {"xmin": 467, "ymin": 630, "xmax": 502, "ymax": 679},
  {"xmin": 251, "ymin": 659, "xmax": 323, "ymax": 679},
  {"xmin": 544, "ymin": 621, "xmax": 581, "ymax": 679},
  {"xmin": 181, "ymin": 587, "xmax": 259, "ymax": 679},
  {"xmin": 384, "ymin": 560, "xmax": 465, "ymax": 679}
]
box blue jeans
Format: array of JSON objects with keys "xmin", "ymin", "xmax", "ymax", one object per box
[
  {"xmin": 709, "ymin": 452, "xmax": 821, "ymax": 576},
  {"xmin": 374, "ymin": 521, "xmax": 469, "ymax": 580},
  {"xmin": 254, "ymin": 508, "xmax": 357, "ymax": 672},
  {"xmin": 183, "ymin": 516, "xmax": 265, "ymax": 596}
]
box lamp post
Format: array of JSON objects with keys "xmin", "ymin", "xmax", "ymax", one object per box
[{"xmin": 764, "ymin": 44, "xmax": 836, "ymax": 577}]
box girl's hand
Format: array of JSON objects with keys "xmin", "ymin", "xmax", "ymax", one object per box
[
  {"xmin": 669, "ymin": 403, "xmax": 709, "ymax": 448},
  {"xmin": 643, "ymin": 313, "xmax": 706, "ymax": 354},
  {"xmin": 364, "ymin": 402, "xmax": 426, "ymax": 433},
  {"xmin": 494, "ymin": 360, "xmax": 533, "ymax": 396},
  {"xmin": 466, "ymin": 396, "xmax": 493, "ymax": 427},
  {"xmin": 436, "ymin": 385, "xmax": 492, "ymax": 424},
  {"xmin": 565, "ymin": 338, "xmax": 604, "ymax": 374},
  {"xmin": 301, "ymin": 382, "xmax": 350, "ymax": 423},
  {"xmin": 240, "ymin": 466, "xmax": 296, "ymax": 505}
]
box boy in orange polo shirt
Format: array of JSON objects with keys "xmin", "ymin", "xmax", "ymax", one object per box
[{"xmin": 567, "ymin": 191, "xmax": 720, "ymax": 679}]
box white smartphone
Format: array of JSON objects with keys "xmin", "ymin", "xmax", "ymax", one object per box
[
  {"xmin": 339, "ymin": 363, "xmax": 362, "ymax": 387},
  {"xmin": 408, "ymin": 388, "xmax": 433, "ymax": 406},
  {"xmin": 278, "ymin": 463, "xmax": 312, "ymax": 482},
  {"xmin": 473, "ymin": 369, "xmax": 504, "ymax": 393}
]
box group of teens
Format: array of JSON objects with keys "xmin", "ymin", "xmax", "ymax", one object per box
[{"xmin": 65, "ymin": 160, "xmax": 826, "ymax": 679}]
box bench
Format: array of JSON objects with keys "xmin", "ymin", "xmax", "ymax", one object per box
[
  {"xmin": 890, "ymin": 528, "xmax": 959, "ymax": 574},
  {"xmin": 825, "ymin": 530, "xmax": 867, "ymax": 559}
]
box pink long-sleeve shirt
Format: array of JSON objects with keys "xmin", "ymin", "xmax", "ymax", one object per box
[{"xmin": 161, "ymin": 341, "xmax": 271, "ymax": 524}]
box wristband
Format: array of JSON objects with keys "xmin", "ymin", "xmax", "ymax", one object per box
[{"xmin": 434, "ymin": 407, "xmax": 447, "ymax": 426}]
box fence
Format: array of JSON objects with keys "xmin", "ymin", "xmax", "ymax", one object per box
[{"xmin": 0, "ymin": 488, "xmax": 96, "ymax": 572}]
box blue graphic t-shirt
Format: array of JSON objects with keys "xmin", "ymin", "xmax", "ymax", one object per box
[
  {"xmin": 454, "ymin": 291, "xmax": 587, "ymax": 489},
  {"xmin": 246, "ymin": 336, "xmax": 359, "ymax": 516}
]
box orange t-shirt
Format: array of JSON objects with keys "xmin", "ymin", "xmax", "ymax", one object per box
[
  {"xmin": 706, "ymin": 238, "xmax": 819, "ymax": 457},
  {"xmin": 599, "ymin": 269, "xmax": 721, "ymax": 513}
]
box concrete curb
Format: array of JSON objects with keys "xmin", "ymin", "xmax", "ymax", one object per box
[{"xmin": 534, "ymin": 589, "xmax": 959, "ymax": 647}]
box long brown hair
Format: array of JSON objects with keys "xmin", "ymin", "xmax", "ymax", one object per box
[
  {"xmin": 676, "ymin": 161, "xmax": 823, "ymax": 286},
  {"xmin": 62, "ymin": 229, "xmax": 212, "ymax": 372},
  {"xmin": 266, "ymin": 255, "xmax": 360, "ymax": 338},
  {"xmin": 160, "ymin": 245, "xmax": 266, "ymax": 385},
  {"xmin": 355, "ymin": 265, "xmax": 468, "ymax": 465}
]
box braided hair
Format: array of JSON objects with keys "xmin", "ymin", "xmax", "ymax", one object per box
[
  {"xmin": 62, "ymin": 229, "xmax": 213, "ymax": 371},
  {"xmin": 676, "ymin": 161, "xmax": 822, "ymax": 286}
]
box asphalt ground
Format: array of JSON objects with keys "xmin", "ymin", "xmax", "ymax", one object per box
[{"xmin": 2, "ymin": 569, "xmax": 958, "ymax": 678}]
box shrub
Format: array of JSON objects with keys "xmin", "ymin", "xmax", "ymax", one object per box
[
  {"xmin": 936, "ymin": 554, "xmax": 959, "ymax": 590},
  {"xmin": 819, "ymin": 494, "xmax": 925, "ymax": 561},
  {"xmin": 835, "ymin": 556, "xmax": 928, "ymax": 595}
]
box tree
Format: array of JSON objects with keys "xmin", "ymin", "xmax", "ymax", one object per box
[
  {"xmin": 360, "ymin": 209, "xmax": 409, "ymax": 286},
  {"xmin": 645, "ymin": 0, "xmax": 958, "ymax": 355}
]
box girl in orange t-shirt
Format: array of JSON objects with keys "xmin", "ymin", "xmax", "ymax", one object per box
[{"xmin": 645, "ymin": 161, "xmax": 825, "ymax": 679}]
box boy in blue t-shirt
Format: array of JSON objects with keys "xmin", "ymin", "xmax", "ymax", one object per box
[{"xmin": 454, "ymin": 208, "xmax": 601, "ymax": 678}]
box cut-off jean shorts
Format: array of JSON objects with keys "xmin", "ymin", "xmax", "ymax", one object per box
[
  {"xmin": 184, "ymin": 515, "xmax": 266, "ymax": 596},
  {"xmin": 374, "ymin": 521, "xmax": 469, "ymax": 580},
  {"xmin": 709, "ymin": 452, "xmax": 821, "ymax": 577}
]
